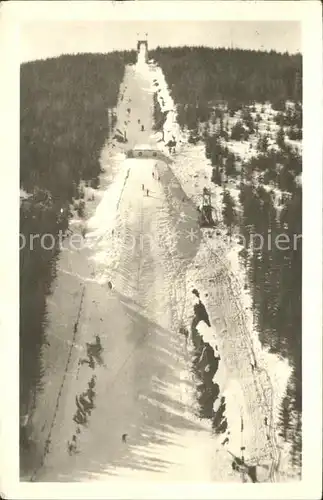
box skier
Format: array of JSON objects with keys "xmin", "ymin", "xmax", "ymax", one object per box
[
  {"xmin": 152, "ymin": 172, "xmax": 155, "ymax": 179},
  {"xmin": 142, "ymin": 184, "xmax": 144, "ymax": 191},
  {"xmin": 146, "ymin": 189, "xmax": 149, "ymax": 197},
  {"xmin": 138, "ymin": 118, "xmax": 141, "ymax": 124},
  {"xmin": 141, "ymin": 124, "xmax": 145, "ymax": 132}
]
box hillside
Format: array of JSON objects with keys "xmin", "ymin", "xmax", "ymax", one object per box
[
  {"xmin": 151, "ymin": 46, "xmax": 301, "ymax": 118},
  {"xmin": 20, "ymin": 51, "xmax": 135, "ymax": 422},
  {"xmin": 151, "ymin": 46, "xmax": 302, "ymax": 470}
]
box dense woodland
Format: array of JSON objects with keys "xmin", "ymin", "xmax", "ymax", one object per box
[
  {"xmin": 153, "ymin": 46, "xmax": 302, "ymax": 469},
  {"xmin": 20, "ymin": 52, "xmax": 135, "ymax": 420},
  {"xmin": 151, "ymin": 46, "xmax": 301, "ymax": 121}
]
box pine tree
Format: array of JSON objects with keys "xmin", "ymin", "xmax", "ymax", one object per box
[
  {"xmin": 277, "ymin": 126, "xmax": 285, "ymax": 149},
  {"xmin": 242, "ymin": 107, "xmax": 255, "ymax": 133},
  {"xmin": 211, "ymin": 166, "xmax": 222, "ymax": 186},
  {"xmin": 225, "ymin": 153, "xmax": 237, "ymax": 178},
  {"xmin": 257, "ymin": 134, "xmax": 269, "ymax": 153},
  {"xmin": 231, "ymin": 121, "xmax": 245, "ymax": 141},
  {"xmin": 222, "ymin": 189, "xmax": 236, "ymax": 237}
]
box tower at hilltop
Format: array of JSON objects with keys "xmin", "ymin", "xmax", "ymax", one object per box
[{"xmin": 136, "ymin": 32, "xmax": 148, "ymax": 63}]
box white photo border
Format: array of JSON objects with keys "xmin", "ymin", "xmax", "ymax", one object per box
[{"xmin": 0, "ymin": 1, "xmax": 322, "ymax": 499}]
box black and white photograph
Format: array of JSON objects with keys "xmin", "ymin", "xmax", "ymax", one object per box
[{"xmin": 0, "ymin": 1, "xmax": 322, "ymax": 498}]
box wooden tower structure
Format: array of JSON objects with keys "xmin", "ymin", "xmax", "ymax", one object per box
[{"xmin": 199, "ymin": 187, "xmax": 215, "ymax": 227}]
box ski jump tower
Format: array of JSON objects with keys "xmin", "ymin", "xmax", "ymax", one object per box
[
  {"xmin": 199, "ymin": 187, "xmax": 215, "ymax": 227},
  {"xmin": 136, "ymin": 32, "xmax": 148, "ymax": 63}
]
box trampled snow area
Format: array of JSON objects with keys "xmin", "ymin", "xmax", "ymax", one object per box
[{"xmin": 23, "ymin": 54, "xmax": 299, "ymax": 484}]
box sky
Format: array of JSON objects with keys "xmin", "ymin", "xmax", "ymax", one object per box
[{"xmin": 20, "ymin": 20, "xmax": 301, "ymax": 62}]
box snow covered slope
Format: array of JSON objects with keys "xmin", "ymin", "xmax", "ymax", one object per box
[{"xmin": 148, "ymin": 59, "xmax": 298, "ymax": 481}]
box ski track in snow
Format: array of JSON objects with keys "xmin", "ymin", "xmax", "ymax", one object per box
[{"xmin": 23, "ymin": 52, "xmax": 298, "ymax": 483}]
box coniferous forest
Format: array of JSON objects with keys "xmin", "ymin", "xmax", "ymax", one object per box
[
  {"xmin": 152, "ymin": 46, "xmax": 302, "ymax": 468},
  {"xmin": 151, "ymin": 46, "xmax": 301, "ymax": 119},
  {"xmin": 20, "ymin": 52, "xmax": 135, "ymax": 423}
]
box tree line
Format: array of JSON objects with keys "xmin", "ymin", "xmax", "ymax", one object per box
[{"xmin": 151, "ymin": 46, "xmax": 301, "ymax": 124}]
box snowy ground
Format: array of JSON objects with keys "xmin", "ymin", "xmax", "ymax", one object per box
[
  {"xmin": 149, "ymin": 61, "xmax": 300, "ymax": 481},
  {"xmin": 22, "ymin": 53, "xmax": 300, "ymax": 483}
]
